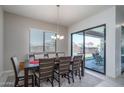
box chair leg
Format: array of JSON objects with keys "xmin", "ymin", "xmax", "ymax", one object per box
[
  {"xmin": 79, "ymin": 70, "xmax": 81, "ymax": 80},
  {"xmin": 32, "ymin": 75, "xmax": 34, "ymax": 87},
  {"xmin": 61, "ymin": 75, "xmax": 63, "ymax": 78},
  {"xmin": 75, "ymin": 70, "xmax": 77, "ymax": 76},
  {"xmin": 47, "ymin": 78, "xmax": 49, "ymax": 82},
  {"xmin": 38, "ymin": 79, "xmax": 40, "ymax": 87},
  {"xmin": 14, "ymin": 79, "xmax": 18, "ymax": 87},
  {"xmin": 51, "ymin": 77, "xmax": 54, "ymax": 87},
  {"xmin": 58, "ymin": 75, "xmax": 60, "ymax": 87},
  {"xmin": 68, "ymin": 73, "xmax": 70, "ymax": 84},
  {"xmin": 35, "ymin": 77, "xmax": 40, "ymax": 87},
  {"xmin": 35, "ymin": 76, "xmax": 37, "ymax": 86},
  {"xmin": 71, "ymin": 71, "xmax": 74, "ymax": 83}
]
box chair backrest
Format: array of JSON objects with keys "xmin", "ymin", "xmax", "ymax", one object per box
[
  {"xmin": 39, "ymin": 58, "xmax": 55, "ymax": 79},
  {"xmin": 59, "ymin": 56, "xmax": 71, "ymax": 74},
  {"xmin": 48, "ymin": 53, "xmax": 57, "ymax": 58},
  {"xmin": 57, "ymin": 52, "xmax": 65, "ymax": 57},
  {"xmin": 44, "ymin": 53, "xmax": 49, "ymax": 58},
  {"xmin": 11, "ymin": 57, "xmax": 20, "ymax": 78},
  {"xmin": 73, "ymin": 55, "xmax": 82, "ymax": 71},
  {"xmin": 95, "ymin": 54, "xmax": 103, "ymax": 62},
  {"xmin": 29, "ymin": 54, "xmax": 35, "ymax": 61},
  {"xmin": 92, "ymin": 53, "xmax": 96, "ymax": 59}
]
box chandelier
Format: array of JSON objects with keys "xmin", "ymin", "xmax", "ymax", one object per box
[{"xmin": 51, "ymin": 5, "xmax": 64, "ymax": 40}]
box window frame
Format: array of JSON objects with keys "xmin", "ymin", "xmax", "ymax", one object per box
[{"xmin": 29, "ymin": 29, "xmax": 57, "ymax": 53}]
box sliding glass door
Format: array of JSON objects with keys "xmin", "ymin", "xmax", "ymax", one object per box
[
  {"xmin": 84, "ymin": 26, "xmax": 105, "ymax": 74},
  {"xmin": 71, "ymin": 25, "xmax": 106, "ymax": 74}
]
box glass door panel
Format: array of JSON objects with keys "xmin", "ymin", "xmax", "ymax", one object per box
[
  {"xmin": 85, "ymin": 26, "xmax": 105, "ymax": 73},
  {"xmin": 72, "ymin": 32, "xmax": 84, "ymax": 56}
]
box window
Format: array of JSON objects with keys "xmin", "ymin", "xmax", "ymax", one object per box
[
  {"xmin": 30, "ymin": 28, "xmax": 56, "ymax": 53},
  {"xmin": 30, "ymin": 29, "xmax": 43, "ymax": 53},
  {"xmin": 45, "ymin": 32, "xmax": 56, "ymax": 52}
]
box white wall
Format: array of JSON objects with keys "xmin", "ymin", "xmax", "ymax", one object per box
[
  {"xmin": 115, "ymin": 6, "xmax": 124, "ymax": 77},
  {"xmin": 0, "ymin": 7, "xmax": 4, "ymax": 75},
  {"xmin": 68, "ymin": 6, "xmax": 119, "ymax": 78},
  {"xmin": 4, "ymin": 12, "xmax": 68, "ymax": 71}
]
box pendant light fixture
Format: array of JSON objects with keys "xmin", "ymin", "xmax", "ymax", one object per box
[{"xmin": 51, "ymin": 5, "xmax": 64, "ymax": 40}]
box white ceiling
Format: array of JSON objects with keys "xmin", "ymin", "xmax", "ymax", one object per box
[{"xmin": 2, "ymin": 5, "xmax": 112, "ymax": 27}]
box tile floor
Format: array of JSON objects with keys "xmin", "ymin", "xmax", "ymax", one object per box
[
  {"xmin": 86, "ymin": 70, "xmax": 124, "ymax": 87},
  {"xmin": 0, "ymin": 69, "xmax": 124, "ymax": 87}
]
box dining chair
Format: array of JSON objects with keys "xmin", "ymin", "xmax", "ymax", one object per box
[
  {"xmin": 71, "ymin": 55, "xmax": 82, "ymax": 82},
  {"xmin": 11, "ymin": 57, "xmax": 34, "ymax": 87},
  {"xmin": 54, "ymin": 56, "xmax": 71, "ymax": 87},
  {"xmin": 34, "ymin": 58, "xmax": 55, "ymax": 87},
  {"xmin": 29, "ymin": 54, "xmax": 35, "ymax": 60},
  {"xmin": 92, "ymin": 53, "xmax": 103, "ymax": 65}
]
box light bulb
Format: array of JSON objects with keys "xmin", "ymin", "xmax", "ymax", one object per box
[
  {"xmin": 51, "ymin": 36, "xmax": 56, "ymax": 40},
  {"xmin": 57, "ymin": 34, "xmax": 60, "ymax": 38},
  {"xmin": 59, "ymin": 36, "xmax": 64, "ymax": 40}
]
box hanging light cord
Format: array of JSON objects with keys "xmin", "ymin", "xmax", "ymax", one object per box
[
  {"xmin": 51, "ymin": 5, "xmax": 64, "ymax": 40},
  {"xmin": 57, "ymin": 5, "xmax": 60, "ymax": 37}
]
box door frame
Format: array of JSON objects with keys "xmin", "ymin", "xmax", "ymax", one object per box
[
  {"xmin": 71, "ymin": 24, "xmax": 106, "ymax": 75},
  {"xmin": 121, "ymin": 26, "xmax": 124, "ymax": 73}
]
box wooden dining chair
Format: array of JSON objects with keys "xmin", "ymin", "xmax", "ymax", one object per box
[
  {"xmin": 29, "ymin": 54, "xmax": 35, "ymax": 60},
  {"xmin": 71, "ymin": 55, "xmax": 82, "ymax": 82},
  {"xmin": 54, "ymin": 56, "xmax": 71, "ymax": 87},
  {"xmin": 11, "ymin": 57, "xmax": 34, "ymax": 87},
  {"xmin": 44, "ymin": 53, "xmax": 49, "ymax": 58},
  {"xmin": 34, "ymin": 58, "xmax": 55, "ymax": 87}
]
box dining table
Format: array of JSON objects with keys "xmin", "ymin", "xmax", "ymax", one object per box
[{"xmin": 24, "ymin": 57, "xmax": 84, "ymax": 87}]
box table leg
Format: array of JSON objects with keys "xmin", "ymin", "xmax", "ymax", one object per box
[{"xmin": 24, "ymin": 68, "xmax": 28, "ymax": 87}]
